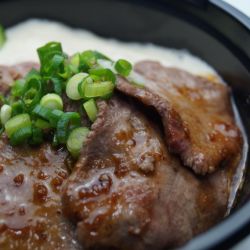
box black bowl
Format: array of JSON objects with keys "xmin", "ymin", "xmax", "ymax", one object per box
[{"xmin": 0, "ymin": 0, "xmax": 250, "ymax": 249}]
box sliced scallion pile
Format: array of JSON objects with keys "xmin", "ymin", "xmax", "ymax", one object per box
[{"xmin": 0, "ymin": 41, "xmax": 143, "ymax": 157}]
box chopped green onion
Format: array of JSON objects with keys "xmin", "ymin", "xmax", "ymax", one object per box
[
  {"xmin": 83, "ymin": 99, "xmax": 98, "ymax": 122},
  {"xmin": 10, "ymin": 126, "xmax": 32, "ymax": 146},
  {"xmin": 66, "ymin": 73, "xmax": 88, "ymax": 100},
  {"xmin": 66, "ymin": 127, "xmax": 89, "ymax": 157},
  {"xmin": 23, "ymin": 88, "xmax": 39, "ymax": 105},
  {"xmin": 56, "ymin": 112, "xmax": 81, "ymax": 144},
  {"xmin": 25, "ymin": 68, "xmax": 40, "ymax": 80},
  {"xmin": 59, "ymin": 65, "xmax": 72, "ymax": 79},
  {"xmin": 11, "ymin": 79, "xmax": 26, "ymax": 97},
  {"xmin": 40, "ymin": 93, "xmax": 63, "ymax": 110},
  {"xmin": 66, "ymin": 53, "xmax": 81, "ymax": 75},
  {"xmin": 5, "ymin": 114, "xmax": 31, "ymax": 137},
  {"xmin": 89, "ymin": 68, "xmax": 116, "ymax": 84},
  {"xmin": 35, "ymin": 118, "xmax": 51, "ymax": 130},
  {"xmin": 80, "ymin": 50, "xmax": 110, "ymax": 69},
  {"xmin": 90, "ymin": 75, "xmax": 101, "ymax": 81},
  {"xmin": 84, "ymin": 81, "xmax": 114, "ymax": 98},
  {"xmin": 0, "ymin": 94, "xmax": 8, "ymax": 106},
  {"xmin": 33, "ymin": 105, "xmax": 63, "ymax": 127},
  {"xmin": 0, "ymin": 104, "xmax": 12, "ymax": 125},
  {"xmin": 37, "ymin": 42, "xmax": 64, "ymax": 76},
  {"xmin": 50, "ymin": 54, "xmax": 65, "ymax": 73},
  {"xmin": 22, "ymin": 72, "xmax": 43, "ymax": 109},
  {"xmin": 70, "ymin": 53, "xmax": 80, "ymax": 68},
  {"xmin": 78, "ymin": 76, "xmax": 93, "ymax": 98},
  {"xmin": 115, "ymin": 59, "xmax": 132, "ymax": 77},
  {"xmin": 48, "ymin": 109, "xmax": 64, "ymax": 127},
  {"xmin": 51, "ymin": 77, "xmax": 63, "ymax": 95},
  {"xmin": 11, "ymin": 101, "xmax": 25, "ymax": 116},
  {"xmin": 81, "ymin": 50, "xmax": 97, "ymax": 67},
  {"xmin": 32, "ymin": 105, "xmax": 51, "ymax": 120},
  {"xmin": 70, "ymin": 53, "xmax": 80, "ymax": 67},
  {"xmin": 0, "ymin": 42, "xmax": 137, "ymax": 153},
  {"xmin": 0, "ymin": 25, "xmax": 6, "ymax": 48},
  {"xmin": 29, "ymin": 126, "xmax": 43, "ymax": 145}
]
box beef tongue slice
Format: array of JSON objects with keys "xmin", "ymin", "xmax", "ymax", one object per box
[
  {"xmin": 0, "ymin": 63, "xmax": 81, "ymax": 250},
  {"xmin": 0, "ymin": 138, "xmax": 80, "ymax": 250},
  {"xmin": 117, "ymin": 61, "xmax": 242, "ymax": 175},
  {"xmin": 63, "ymin": 95, "xmax": 234, "ymax": 250}
]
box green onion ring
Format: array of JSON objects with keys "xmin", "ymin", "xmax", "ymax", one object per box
[
  {"xmin": 66, "ymin": 127, "xmax": 89, "ymax": 157},
  {"xmin": 0, "ymin": 104, "xmax": 12, "ymax": 125},
  {"xmin": 40, "ymin": 93, "xmax": 63, "ymax": 110},
  {"xmin": 56, "ymin": 112, "xmax": 81, "ymax": 144},
  {"xmin": 5, "ymin": 113, "xmax": 31, "ymax": 137},
  {"xmin": 10, "ymin": 126, "xmax": 32, "ymax": 146},
  {"xmin": 83, "ymin": 99, "xmax": 98, "ymax": 122}
]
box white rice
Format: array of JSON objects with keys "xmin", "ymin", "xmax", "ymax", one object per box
[{"xmin": 0, "ymin": 19, "xmax": 216, "ymax": 77}]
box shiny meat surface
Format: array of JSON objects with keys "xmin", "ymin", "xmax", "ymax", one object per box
[
  {"xmin": 0, "ymin": 136, "xmax": 80, "ymax": 250},
  {"xmin": 0, "ymin": 61, "xmax": 243, "ymax": 250},
  {"xmin": 63, "ymin": 96, "xmax": 238, "ymax": 249},
  {"xmin": 117, "ymin": 61, "xmax": 242, "ymax": 175},
  {"xmin": 0, "ymin": 64, "xmax": 80, "ymax": 250},
  {"xmin": 0, "ymin": 63, "xmax": 39, "ymax": 95}
]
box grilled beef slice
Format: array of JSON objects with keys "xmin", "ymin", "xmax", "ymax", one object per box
[
  {"xmin": 0, "ymin": 64, "xmax": 81, "ymax": 250},
  {"xmin": 116, "ymin": 61, "xmax": 242, "ymax": 175},
  {"xmin": 63, "ymin": 95, "xmax": 239, "ymax": 250},
  {"xmin": 0, "ymin": 61, "xmax": 242, "ymax": 250}
]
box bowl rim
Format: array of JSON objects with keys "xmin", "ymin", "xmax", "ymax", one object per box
[
  {"xmin": 211, "ymin": 0, "xmax": 250, "ymax": 30},
  {"xmin": 1, "ymin": 0, "xmax": 250, "ymax": 249},
  {"xmin": 182, "ymin": 1, "xmax": 250, "ymax": 249}
]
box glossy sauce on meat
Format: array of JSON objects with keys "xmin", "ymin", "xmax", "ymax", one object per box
[
  {"xmin": 0, "ymin": 135, "xmax": 81, "ymax": 250},
  {"xmin": 0, "ymin": 64, "xmax": 81, "ymax": 250},
  {"xmin": 117, "ymin": 61, "xmax": 242, "ymax": 175},
  {"xmin": 0, "ymin": 61, "xmax": 245, "ymax": 250},
  {"xmin": 63, "ymin": 96, "xmax": 240, "ymax": 250}
]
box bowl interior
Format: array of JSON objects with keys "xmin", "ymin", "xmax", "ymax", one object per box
[{"xmin": 1, "ymin": 0, "xmax": 250, "ymax": 249}]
